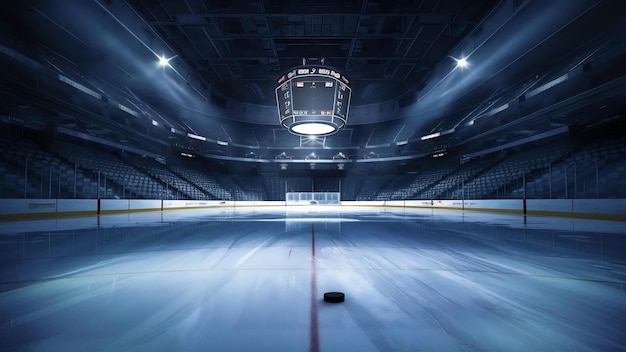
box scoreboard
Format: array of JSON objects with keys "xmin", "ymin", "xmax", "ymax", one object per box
[{"xmin": 276, "ymin": 66, "xmax": 351, "ymax": 136}]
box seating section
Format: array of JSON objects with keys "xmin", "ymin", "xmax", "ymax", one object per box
[
  {"xmin": 350, "ymin": 136, "xmax": 626, "ymax": 201},
  {"xmin": 355, "ymin": 175, "xmax": 396, "ymax": 201},
  {"xmin": 339, "ymin": 175, "xmax": 362, "ymax": 201},
  {"xmin": 262, "ymin": 174, "xmax": 285, "ymax": 200},
  {"xmin": 372, "ymin": 168, "xmax": 453, "ymax": 200},
  {"xmin": 1, "ymin": 131, "xmax": 626, "ymax": 201},
  {"xmin": 0, "ymin": 159, "xmax": 39, "ymax": 198},
  {"xmin": 397, "ymin": 168, "xmax": 453, "ymax": 200},
  {"xmin": 170, "ymin": 166, "xmax": 232, "ymax": 200},
  {"xmin": 449, "ymin": 143, "xmax": 570, "ymax": 199},
  {"xmin": 520, "ymin": 135, "xmax": 626, "ymax": 199},
  {"xmin": 215, "ymin": 174, "xmax": 263, "ymax": 201},
  {"xmin": 0, "ymin": 134, "xmax": 106, "ymax": 199},
  {"xmin": 120, "ymin": 155, "xmax": 212, "ymax": 200},
  {"xmin": 373, "ymin": 174, "xmax": 416, "ymax": 200},
  {"xmin": 52, "ymin": 142, "xmax": 173, "ymax": 199},
  {"xmin": 417, "ymin": 158, "xmax": 496, "ymax": 200}
]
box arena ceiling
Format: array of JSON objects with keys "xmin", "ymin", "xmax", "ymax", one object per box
[
  {"xmin": 1, "ymin": 0, "xmax": 625, "ymax": 162},
  {"xmin": 125, "ymin": 0, "xmax": 498, "ymax": 106}
]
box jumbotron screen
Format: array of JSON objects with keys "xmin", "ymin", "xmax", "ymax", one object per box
[{"xmin": 276, "ymin": 66, "xmax": 351, "ymax": 134}]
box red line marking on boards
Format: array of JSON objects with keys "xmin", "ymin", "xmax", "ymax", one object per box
[{"xmin": 310, "ymin": 224, "xmax": 319, "ymax": 352}]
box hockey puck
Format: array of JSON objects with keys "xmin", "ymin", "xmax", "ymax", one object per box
[{"xmin": 323, "ymin": 292, "xmax": 345, "ymax": 303}]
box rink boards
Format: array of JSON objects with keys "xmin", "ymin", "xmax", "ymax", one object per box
[{"xmin": 0, "ymin": 198, "xmax": 625, "ymax": 221}]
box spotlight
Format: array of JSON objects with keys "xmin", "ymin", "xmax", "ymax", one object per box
[
  {"xmin": 158, "ymin": 54, "xmax": 177, "ymax": 68},
  {"xmin": 158, "ymin": 55, "xmax": 171, "ymax": 67},
  {"xmin": 454, "ymin": 57, "xmax": 468, "ymax": 69}
]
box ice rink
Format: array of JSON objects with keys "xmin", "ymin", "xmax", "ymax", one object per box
[{"xmin": 1, "ymin": 206, "xmax": 625, "ymax": 351}]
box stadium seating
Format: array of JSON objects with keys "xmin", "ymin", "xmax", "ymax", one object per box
[
  {"xmin": 2, "ymin": 130, "xmax": 626, "ymax": 201},
  {"xmin": 0, "ymin": 134, "xmax": 105, "ymax": 199}
]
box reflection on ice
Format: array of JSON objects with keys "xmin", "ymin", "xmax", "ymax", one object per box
[{"xmin": 0, "ymin": 207, "xmax": 625, "ymax": 351}]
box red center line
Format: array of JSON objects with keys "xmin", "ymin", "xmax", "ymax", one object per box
[{"xmin": 310, "ymin": 224, "xmax": 320, "ymax": 352}]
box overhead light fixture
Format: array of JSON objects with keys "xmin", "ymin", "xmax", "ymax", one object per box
[
  {"xmin": 158, "ymin": 54, "xmax": 177, "ymax": 68},
  {"xmin": 187, "ymin": 132, "xmax": 206, "ymax": 141},
  {"xmin": 365, "ymin": 151, "xmax": 378, "ymax": 159},
  {"xmin": 292, "ymin": 123, "xmax": 336, "ymax": 135},
  {"xmin": 305, "ymin": 152, "xmax": 319, "ymax": 160},
  {"xmin": 333, "ymin": 152, "xmax": 346, "ymax": 160},
  {"xmin": 421, "ymin": 128, "xmax": 455, "ymax": 141},
  {"xmin": 276, "ymin": 59, "xmax": 352, "ymax": 136},
  {"xmin": 421, "ymin": 132, "xmax": 441, "ymax": 141},
  {"xmin": 453, "ymin": 56, "xmax": 469, "ymax": 69},
  {"xmin": 276, "ymin": 152, "xmax": 292, "ymax": 160}
]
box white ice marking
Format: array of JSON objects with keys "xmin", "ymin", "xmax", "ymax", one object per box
[{"xmin": 235, "ymin": 238, "xmax": 271, "ymax": 268}]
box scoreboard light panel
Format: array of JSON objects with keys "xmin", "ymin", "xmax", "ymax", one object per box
[{"xmin": 276, "ymin": 66, "xmax": 352, "ymax": 134}]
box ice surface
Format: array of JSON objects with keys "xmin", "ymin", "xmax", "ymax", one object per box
[{"xmin": 1, "ymin": 207, "xmax": 625, "ymax": 351}]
